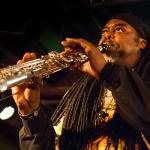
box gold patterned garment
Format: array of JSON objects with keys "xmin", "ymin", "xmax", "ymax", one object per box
[
  {"xmin": 86, "ymin": 137, "xmax": 127, "ymax": 150},
  {"xmin": 85, "ymin": 88, "xmax": 122, "ymax": 150},
  {"xmin": 54, "ymin": 89, "xmax": 128, "ymax": 150},
  {"xmin": 98, "ymin": 88, "xmax": 116, "ymax": 122}
]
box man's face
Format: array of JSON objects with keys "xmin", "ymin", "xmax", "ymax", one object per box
[{"xmin": 98, "ymin": 19, "xmax": 146, "ymax": 66}]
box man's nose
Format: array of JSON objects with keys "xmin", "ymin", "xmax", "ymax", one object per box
[
  {"xmin": 105, "ymin": 33, "xmax": 114, "ymax": 40},
  {"xmin": 98, "ymin": 32, "xmax": 114, "ymax": 45}
]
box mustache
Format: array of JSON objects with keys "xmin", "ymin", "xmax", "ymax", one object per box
[
  {"xmin": 100, "ymin": 40, "xmax": 114, "ymax": 51},
  {"xmin": 100, "ymin": 41, "xmax": 123, "ymax": 57}
]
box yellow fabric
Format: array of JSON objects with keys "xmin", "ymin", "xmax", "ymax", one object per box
[
  {"xmin": 86, "ymin": 137, "xmax": 127, "ymax": 150},
  {"xmin": 86, "ymin": 89, "xmax": 118, "ymax": 149},
  {"xmin": 101, "ymin": 89, "xmax": 116, "ymax": 122},
  {"xmin": 54, "ymin": 89, "xmax": 122, "ymax": 150},
  {"xmin": 53, "ymin": 116, "xmax": 64, "ymax": 136}
]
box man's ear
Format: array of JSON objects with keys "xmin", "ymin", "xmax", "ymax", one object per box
[{"xmin": 139, "ymin": 38, "xmax": 147, "ymax": 50}]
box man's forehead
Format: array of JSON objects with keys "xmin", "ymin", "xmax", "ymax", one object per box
[
  {"xmin": 104, "ymin": 19, "xmax": 129, "ymax": 29},
  {"xmin": 102, "ymin": 13, "xmax": 148, "ymax": 39}
]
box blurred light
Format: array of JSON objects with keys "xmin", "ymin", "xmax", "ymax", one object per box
[{"xmin": 0, "ymin": 106, "xmax": 15, "ymax": 120}]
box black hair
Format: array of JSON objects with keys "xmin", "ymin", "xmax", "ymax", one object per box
[{"xmin": 111, "ymin": 13, "xmax": 150, "ymax": 40}]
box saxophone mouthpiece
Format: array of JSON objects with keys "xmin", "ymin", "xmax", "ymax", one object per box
[{"xmin": 97, "ymin": 44, "xmax": 108, "ymax": 53}]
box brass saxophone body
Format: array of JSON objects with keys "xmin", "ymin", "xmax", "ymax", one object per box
[{"xmin": 0, "ymin": 51, "xmax": 88, "ymax": 92}]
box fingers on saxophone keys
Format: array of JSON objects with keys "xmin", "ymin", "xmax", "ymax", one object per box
[
  {"xmin": 61, "ymin": 47, "xmax": 72, "ymax": 57},
  {"xmin": 17, "ymin": 60, "xmax": 24, "ymax": 64},
  {"xmin": 64, "ymin": 47, "xmax": 72, "ymax": 53},
  {"xmin": 23, "ymin": 52, "xmax": 36, "ymax": 62},
  {"xmin": 30, "ymin": 52, "xmax": 36, "ymax": 59},
  {"xmin": 23, "ymin": 52, "xmax": 30, "ymax": 61}
]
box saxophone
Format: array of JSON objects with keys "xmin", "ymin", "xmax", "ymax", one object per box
[
  {"xmin": 0, "ymin": 51, "xmax": 88, "ymax": 93},
  {"xmin": 0, "ymin": 45, "xmax": 107, "ymax": 93}
]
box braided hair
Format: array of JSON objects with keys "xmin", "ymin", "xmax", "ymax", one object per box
[{"xmin": 51, "ymin": 74, "xmax": 104, "ymax": 149}]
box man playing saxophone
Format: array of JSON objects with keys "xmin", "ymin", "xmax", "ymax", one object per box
[{"xmin": 12, "ymin": 13, "xmax": 150, "ymax": 149}]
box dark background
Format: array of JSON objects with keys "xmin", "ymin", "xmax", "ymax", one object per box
[{"xmin": 0, "ymin": 0, "xmax": 150, "ymax": 149}]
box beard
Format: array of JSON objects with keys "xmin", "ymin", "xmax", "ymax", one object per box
[
  {"xmin": 100, "ymin": 40, "xmax": 131, "ymax": 61},
  {"xmin": 100, "ymin": 41, "xmax": 121, "ymax": 59}
]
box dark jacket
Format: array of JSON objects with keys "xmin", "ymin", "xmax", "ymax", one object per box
[{"xmin": 19, "ymin": 63, "xmax": 150, "ymax": 150}]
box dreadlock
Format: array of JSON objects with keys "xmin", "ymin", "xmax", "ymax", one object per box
[
  {"xmin": 51, "ymin": 74, "xmax": 106, "ymax": 149},
  {"xmin": 51, "ymin": 74, "xmax": 103, "ymax": 132}
]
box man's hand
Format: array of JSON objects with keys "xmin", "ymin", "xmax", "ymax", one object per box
[
  {"xmin": 61, "ymin": 38, "xmax": 107, "ymax": 79},
  {"xmin": 11, "ymin": 52, "xmax": 41, "ymax": 115}
]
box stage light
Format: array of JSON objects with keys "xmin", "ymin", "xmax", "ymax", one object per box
[{"xmin": 0, "ymin": 106, "xmax": 15, "ymax": 120}]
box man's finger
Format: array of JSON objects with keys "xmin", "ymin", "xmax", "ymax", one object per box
[
  {"xmin": 61, "ymin": 41, "xmax": 80, "ymax": 47},
  {"xmin": 30, "ymin": 53, "xmax": 36, "ymax": 60},
  {"xmin": 23, "ymin": 52, "xmax": 31, "ymax": 62},
  {"xmin": 17, "ymin": 60, "xmax": 24, "ymax": 64}
]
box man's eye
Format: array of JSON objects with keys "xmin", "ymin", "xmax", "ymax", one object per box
[
  {"xmin": 115, "ymin": 27, "xmax": 124, "ymax": 32},
  {"xmin": 102, "ymin": 30, "xmax": 107, "ymax": 35}
]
